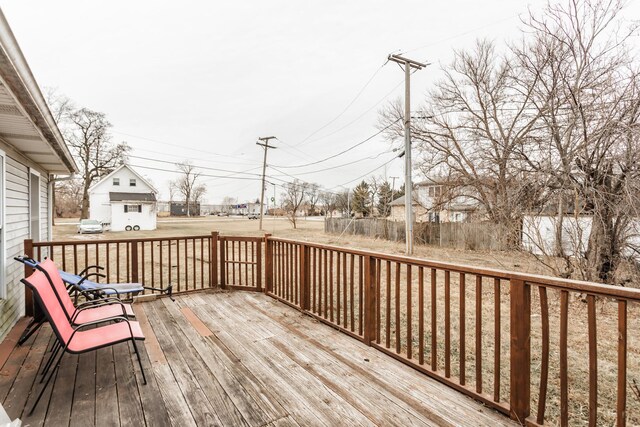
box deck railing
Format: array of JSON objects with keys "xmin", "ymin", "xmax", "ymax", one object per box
[{"xmin": 22, "ymin": 233, "xmax": 640, "ymax": 425}]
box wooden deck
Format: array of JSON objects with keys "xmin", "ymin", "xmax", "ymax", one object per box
[{"xmin": 0, "ymin": 291, "xmax": 515, "ymax": 426}]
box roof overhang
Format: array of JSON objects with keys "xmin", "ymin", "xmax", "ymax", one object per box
[{"xmin": 0, "ymin": 9, "xmax": 77, "ymax": 174}]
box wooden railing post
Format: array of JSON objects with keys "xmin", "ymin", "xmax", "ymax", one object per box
[
  {"xmin": 211, "ymin": 232, "xmax": 219, "ymax": 288},
  {"xmin": 264, "ymin": 234, "xmax": 272, "ymax": 294},
  {"xmin": 510, "ymin": 278, "xmax": 531, "ymax": 424},
  {"xmin": 24, "ymin": 239, "xmax": 34, "ymax": 316},
  {"xmin": 256, "ymin": 238, "xmax": 263, "ymax": 291},
  {"xmin": 363, "ymin": 255, "xmax": 377, "ymax": 346},
  {"xmin": 220, "ymin": 237, "xmax": 227, "ymax": 289},
  {"xmin": 300, "ymin": 243, "xmax": 310, "ymax": 310},
  {"xmin": 131, "ymin": 240, "xmax": 139, "ymax": 284}
]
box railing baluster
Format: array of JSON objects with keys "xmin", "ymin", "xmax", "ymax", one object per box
[
  {"xmin": 460, "ymin": 272, "xmax": 466, "ymax": 385},
  {"xmin": 419, "ymin": 266, "xmax": 424, "ymax": 365},
  {"xmin": 192, "ymin": 238, "xmax": 196, "ymax": 290},
  {"xmin": 329, "ymin": 251, "xmax": 334, "ymax": 322},
  {"xmin": 324, "ymin": 249, "xmax": 328, "ymax": 319},
  {"xmin": 336, "ymin": 251, "xmax": 341, "ymax": 326},
  {"xmin": 560, "ymin": 290, "xmax": 569, "ymax": 426},
  {"xmin": 343, "ymin": 253, "xmax": 348, "ymax": 328},
  {"xmin": 431, "ymin": 268, "xmax": 437, "ymax": 371},
  {"xmin": 395, "ymin": 262, "xmax": 401, "ymax": 354},
  {"xmin": 476, "ymin": 275, "xmax": 482, "ymax": 393},
  {"xmin": 494, "ymin": 277, "xmax": 500, "ymax": 402},
  {"xmin": 406, "ymin": 264, "xmax": 412, "ymax": 359},
  {"xmin": 617, "ymin": 300, "xmax": 627, "ymax": 427},
  {"xmin": 106, "ymin": 243, "xmax": 111, "ymax": 283},
  {"xmin": 537, "ymin": 286, "xmax": 549, "ymax": 424},
  {"xmin": 587, "ymin": 294, "xmax": 597, "ymax": 427},
  {"xmin": 350, "ymin": 254, "xmax": 355, "ymax": 332},
  {"xmin": 386, "ymin": 260, "xmax": 391, "ymax": 349},
  {"xmin": 445, "ymin": 270, "xmax": 451, "ymax": 377},
  {"xmin": 376, "ymin": 259, "xmax": 381, "ymax": 345},
  {"xmin": 116, "ymin": 243, "xmax": 121, "ymax": 282},
  {"xmin": 359, "ymin": 256, "xmax": 364, "ymax": 336}
]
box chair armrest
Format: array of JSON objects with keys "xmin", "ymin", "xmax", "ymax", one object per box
[
  {"xmin": 66, "ymin": 316, "xmax": 138, "ymax": 347},
  {"xmin": 77, "ymin": 265, "xmax": 104, "ymax": 276},
  {"xmin": 77, "ymin": 272, "xmax": 106, "ymax": 285},
  {"xmin": 71, "ymin": 300, "xmax": 128, "ymax": 323}
]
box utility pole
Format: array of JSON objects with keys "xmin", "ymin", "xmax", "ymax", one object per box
[
  {"xmin": 257, "ymin": 136, "xmax": 276, "ymax": 231},
  {"xmin": 388, "ymin": 54, "xmax": 427, "ymax": 255}
]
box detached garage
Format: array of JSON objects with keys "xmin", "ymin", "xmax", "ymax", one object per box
[{"xmin": 89, "ymin": 164, "xmax": 158, "ymax": 231}]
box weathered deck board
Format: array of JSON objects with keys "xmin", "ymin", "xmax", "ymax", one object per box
[{"xmin": 0, "ymin": 291, "xmax": 516, "ymax": 426}]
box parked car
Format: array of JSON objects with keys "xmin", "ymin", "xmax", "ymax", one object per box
[
  {"xmin": 77, "ymin": 219, "xmax": 103, "ymax": 234},
  {"xmin": 248, "ymin": 214, "xmax": 258, "ymax": 220},
  {"xmin": 217, "ymin": 212, "xmax": 229, "ymax": 217}
]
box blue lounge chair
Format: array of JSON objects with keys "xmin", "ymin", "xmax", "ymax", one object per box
[{"xmin": 16, "ymin": 256, "xmax": 173, "ymax": 300}]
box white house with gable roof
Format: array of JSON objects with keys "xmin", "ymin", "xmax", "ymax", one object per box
[{"xmin": 89, "ymin": 164, "xmax": 157, "ymax": 231}]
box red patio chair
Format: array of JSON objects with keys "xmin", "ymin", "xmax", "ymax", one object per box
[
  {"xmin": 35, "ymin": 259, "xmax": 135, "ymax": 325},
  {"xmin": 21, "ymin": 268, "xmax": 147, "ymax": 414}
]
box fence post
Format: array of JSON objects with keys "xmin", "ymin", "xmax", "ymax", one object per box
[
  {"xmin": 211, "ymin": 232, "xmax": 219, "ymax": 288},
  {"xmin": 131, "ymin": 240, "xmax": 139, "ymax": 284},
  {"xmin": 256, "ymin": 238, "xmax": 263, "ymax": 291},
  {"xmin": 24, "ymin": 239, "xmax": 34, "ymax": 316},
  {"xmin": 219, "ymin": 237, "xmax": 227, "ymax": 289},
  {"xmin": 264, "ymin": 234, "xmax": 272, "ymax": 294},
  {"xmin": 363, "ymin": 255, "xmax": 377, "ymax": 346},
  {"xmin": 300, "ymin": 243, "xmax": 310, "ymax": 310},
  {"xmin": 510, "ymin": 278, "xmax": 531, "ymax": 424}
]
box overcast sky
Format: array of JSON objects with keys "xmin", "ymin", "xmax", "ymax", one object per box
[{"xmin": 2, "ymin": 1, "xmax": 638, "ymax": 205}]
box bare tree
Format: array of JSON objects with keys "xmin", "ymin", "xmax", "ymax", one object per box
[
  {"xmin": 170, "ymin": 161, "xmax": 203, "ymax": 217},
  {"xmin": 66, "ymin": 108, "xmax": 129, "ymax": 219},
  {"xmin": 382, "ymin": 39, "xmax": 544, "ymax": 246},
  {"xmin": 319, "ymin": 191, "xmax": 337, "ymax": 217},
  {"xmin": 54, "ymin": 179, "xmax": 83, "ymax": 218},
  {"xmin": 282, "ymin": 179, "xmax": 309, "ymax": 228},
  {"xmin": 307, "ymin": 183, "xmax": 321, "ymax": 216},
  {"xmin": 515, "ymin": 0, "xmax": 640, "ymax": 283},
  {"xmin": 192, "ymin": 183, "xmax": 207, "ymax": 207},
  {"xmin": 335, "ymin": 189, "xmax": 351, "ymax": 217}
]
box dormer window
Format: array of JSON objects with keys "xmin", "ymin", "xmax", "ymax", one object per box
[
  {"xmin": 130, "ymin": 179, "xmax": 136, "ymax": 187},
  {"xmin": 113, "ymin": 178, "xmax": 120, "ymax": 186}
]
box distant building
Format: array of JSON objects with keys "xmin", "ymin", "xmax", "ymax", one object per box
[
  {"xmin": 389, "ymin": 179, "xmax": 478, "ymax": 223},
  {"xmin": 89, "ymin": 164, "xmax": 158, "ymax": 231},
  {"xmin": 171, "ymin": 201, "xmax": 201, "ymax": 216}
]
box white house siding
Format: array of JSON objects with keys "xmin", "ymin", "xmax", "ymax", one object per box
[
  {"xmin": 110, "ymin": 202, "xmax": 156, "ymax": 231},
  {"xmin": 40, "ymin": 174, "xmax": 49, "ymax": 242},
  {"xmin": 0, "ymin": 155, "xmax": 50, "ymax": 339},
  {"xmin": 522, "ymin": 215, "xmax": 640, "ymax": 260}
]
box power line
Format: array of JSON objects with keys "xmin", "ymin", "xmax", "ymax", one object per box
[
  {"xmin": 113, "ymin": 130, "xmax": 253, "ymax": 161},
  {"xmin": 294, "ymin": 60, "xmax": 389, "ymax": 147},
  {"xmin": 296, "ymin": 78, "xmax": 405, "ymax": 148},
  {"xmin": 270, "ymin": 150, "xmax": 394, "ymax": 177},
  {"xmin": 272, "ymin": 119, "xmax": 399, "ymax": 169},
  {"xmin": 128, "ymin": 164, "xmax": 263, "ymax": 181},
  {"xmin": 126, "ymin": 154, "xmax": 264, "ymax": 177}
]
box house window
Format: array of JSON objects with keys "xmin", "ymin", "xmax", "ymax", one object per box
[
  {"xmin": 428, "ymin": 212, "xmax": 440, "ymax": 223},
  {"xmin": 113, "ymin": 178, "xmax": 120, "ymax": 186},
  {"xmin": 428, "ymin": 186, "xmax": 442, "ymax": 198},
  {"xmin": 124, "ymin": 204, "xmax": 142, "ymax": 213},
  {"xmin": 130, "ymin": 179, "xmax": 136, "ymax": 187}
]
